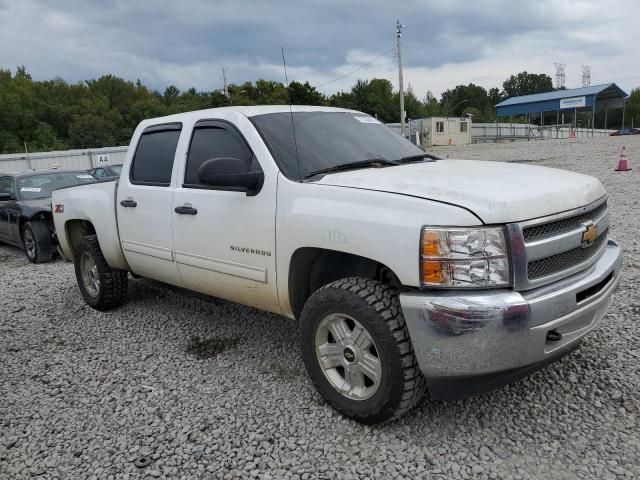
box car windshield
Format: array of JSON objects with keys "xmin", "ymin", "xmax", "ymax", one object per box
[
  {"xmin": 17, "ymin": 172, "xmax": 96, "ymax": 200},
  {"xmin": 251, "ymin": 111, "xmax": 425, "ymax": 180}
]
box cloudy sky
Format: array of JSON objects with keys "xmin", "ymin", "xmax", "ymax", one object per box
[{"xmin": 1, "ymin": 0, "xmax": 638, "ymax": 99}]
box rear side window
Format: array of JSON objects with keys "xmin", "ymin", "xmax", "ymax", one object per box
[
  {"xmin": 0, "ymin": 177, "xmax": 15, "ymax": 196},
  {"xmin": 185, "ymin": 122, "xmax": 255, "ymax": 186},
  {"xmin": 131, "ymin": 123, "xmax": 182, "ymax": 185}
]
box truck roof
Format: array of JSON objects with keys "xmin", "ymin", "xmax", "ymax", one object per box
[{"xmin": 139, "ymin": 105, "xmax": 360, "ymax": 125}]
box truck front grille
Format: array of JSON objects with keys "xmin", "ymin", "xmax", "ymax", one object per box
[
  {"xmin": 527, "ymin": 229, "xmax": 608, "ymax": 279},
  {"xmin": 523, "ymin": 202, "xmax": 607, "ymax": 242},
  {"xmin": 509, "ymin": 198, "xmax": 610, "ymax": 290}
]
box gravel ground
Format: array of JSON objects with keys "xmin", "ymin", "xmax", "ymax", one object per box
[{"xmin": 2, "ymin": 136, "xmax": 639, "ymax": 480}]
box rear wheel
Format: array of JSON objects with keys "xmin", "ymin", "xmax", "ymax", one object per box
[
  {"xmin": 74, "ymin": 235, "xmax": 128, "ymax": 310},
  {"xmin": 300, "ymin": 277, "xmax": 426, "ymax": 424},
  {"xmin": 22, "ymin": 221, "xmax": 53, "ymax": 263}
]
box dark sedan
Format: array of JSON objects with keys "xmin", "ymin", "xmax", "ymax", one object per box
[
  {"xmin": 88, "ymin": 164, "xmax": 123, "ymax": 180},
  {"xmin": 610, "ymin": 128, "xmax": 640, "ymax": 136},
  {"xmin": 0, "ymin": 170, "xmax": 96, "ymax": 262}
]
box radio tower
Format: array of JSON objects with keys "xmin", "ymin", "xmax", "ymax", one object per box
[
  {"xmin": 581, "ymin": 65, "xmax": 591, "ymax": 87},
  {"xmin": 554, "ymin": 63, "xmax": 566, "ymax": 89}
]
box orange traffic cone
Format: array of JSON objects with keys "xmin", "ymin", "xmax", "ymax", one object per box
[{"xmin": 615, "ymin": 146, "xmax": 631, "ymax": 171}]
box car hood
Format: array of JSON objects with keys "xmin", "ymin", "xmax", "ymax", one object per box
[
  {"xmin": 315, "ymin": 160, "xmax": 606, "ymax": 224},
  {"xmin": 19, "ymin": 198, "xmax": 52, "ymax": 212}
]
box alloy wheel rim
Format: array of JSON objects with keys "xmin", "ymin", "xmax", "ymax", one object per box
[
  {"xmin": 80, "ymin": 252, "xmax": 100, "ymax": 297},
  {"xmin": 24, "ymin": 228, "xmax": 36, "ymax": 259},
  {"xmin": 314, "ymin": 313, "xmax": 382, "ymax": 401}
]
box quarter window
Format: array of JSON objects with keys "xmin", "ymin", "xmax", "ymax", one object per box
[
  {"xmin": 0, "ymin": 177, "xmax": 15, "ymax": 196},
  {"xmin": 185, "ymin": 123, "xmax": 256, "ymax": 186},
  {"xmin": 131, "ymin": 124, "xmax": 182, "ymax": 185}
]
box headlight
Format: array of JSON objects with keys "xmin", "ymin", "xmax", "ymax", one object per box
[{"xmin": 420, "ymin": 227, "xmax": 510, "ymax": 288}]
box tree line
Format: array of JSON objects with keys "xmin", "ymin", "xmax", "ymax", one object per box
[{"xmin": 1, "ymin": 66, "xmax": 638, "ymax": 154}]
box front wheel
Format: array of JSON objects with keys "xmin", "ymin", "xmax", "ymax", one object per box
[
  {"xmin": 300, "ymin": 277, "xmax": 426, "ymax": 424},
  {"xmin": 74, "ymin": 235, "xmax": 128, "ymax": 310},
  {"xmin": 22, "ymin": 221, "xmax": 53, "ymax": 263}
]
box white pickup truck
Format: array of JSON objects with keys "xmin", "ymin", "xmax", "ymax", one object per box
[{"xmin": 52, "ymin": 106, "xmax": 621, "ymax": 423}]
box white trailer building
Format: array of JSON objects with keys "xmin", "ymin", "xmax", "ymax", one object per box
[{"xmin": 409, "ymin": 116, "xmax": 472, "ymax": 147}]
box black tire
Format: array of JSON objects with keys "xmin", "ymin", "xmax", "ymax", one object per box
[
  {"xmin": 300, "ymin": 277, "xmax": 426, "ymax": 424},
  {"xmin": 74, "ymin": 235, "xmax": 128, "ymax": 311},
  {"xmin": 22, "ymin": 221, "xmax": 54, "ymax": 263}
]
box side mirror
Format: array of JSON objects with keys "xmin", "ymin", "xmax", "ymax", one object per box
[
  {"xmin": 0, "ymin": 192, "xmax": 15, "ymax": 201},
  {"xmin": 198, "ymin": 157, "xmax": 263, "ymax": 195}
]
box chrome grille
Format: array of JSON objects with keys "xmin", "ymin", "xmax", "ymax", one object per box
[
  {"xmin": 523, "ymin": 202, "xmax": 607, "ymax": 242},
  {"xmin": 527, "ymin": 229, "xmax": 608, "ymax": 279},
  {"xmin": 509, "ymin": 198, "xmax": 610, "ymax": 290}
]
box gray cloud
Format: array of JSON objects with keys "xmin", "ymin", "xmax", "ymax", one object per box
[{"xmin": 0, "ymin": 0, "xmax": 638, "ymax": 98}]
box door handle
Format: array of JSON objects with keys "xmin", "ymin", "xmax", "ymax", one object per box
[
  {"xmin": 120, "ymin": 199, "xmax": 137, "ymax": 208},
  {"xmin": 175, "ymin": 205, "xmax": 198, "ymax": 215}
]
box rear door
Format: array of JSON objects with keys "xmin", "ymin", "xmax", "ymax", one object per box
[
  {"xmin": 116, "ymin": 123, "xmax": 184, "ymax": 286},
  {"xmin": 171, "ymin": 119, "xmax": 279, "ymax": 313}
]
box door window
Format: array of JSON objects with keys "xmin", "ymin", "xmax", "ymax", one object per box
[
  {"xmin": 93, "ymin": 168, "xmax": 105, "ymax": 178},
  {"xmin": 130, "ymin": 123, "xmax": 182, "ymax": 186},
  {"xmin": 0, "ymin": 177, "xmax": 16, "ymax": 197},
  {"xmin": 184, "ymin": 123, "xmax": 256, "ymax": 186}
]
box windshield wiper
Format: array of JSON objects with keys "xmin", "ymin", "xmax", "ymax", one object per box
[
  {"xmin": 396, "ymin": 153, "xmax": 440, "ymax": 163},
  {"xmin": 303, "ymin": 158, "xmax": 400, "ymax": 179}
]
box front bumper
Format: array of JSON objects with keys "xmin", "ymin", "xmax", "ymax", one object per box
[{"xmin": 400, "ymin": 240, "xmax": 622, "ymax": 400}]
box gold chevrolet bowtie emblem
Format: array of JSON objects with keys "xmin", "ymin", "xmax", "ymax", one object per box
[{"xmin": 581, "ymin": 222, "xmax": 598, "ymax": 247}]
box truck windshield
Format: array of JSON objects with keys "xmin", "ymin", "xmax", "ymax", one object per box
[
  {"xmin": 251, "ymin": 111, "xmax": 425, "ymax": 180},
  {"xmin": 17, "ymin": 172, "xmax": 96, "ymax": 200}
]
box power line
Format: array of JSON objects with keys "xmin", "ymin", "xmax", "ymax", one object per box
[{"xmin": 316, "ymin": 46, "xmax": 396, "ymax": 89}]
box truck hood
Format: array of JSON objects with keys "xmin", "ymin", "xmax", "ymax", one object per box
[{"xmin": 316, "ymin": 160, "xmax": 606, "ymax": 224}]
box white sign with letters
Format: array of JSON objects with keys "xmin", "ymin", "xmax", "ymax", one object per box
[
  {"xmin": 559, "ymin": 96, "xmax": 586, "ymax": 109},
  {"xmin": 97, "ymin": 154, "xmax": 110, "ymax": 164}
]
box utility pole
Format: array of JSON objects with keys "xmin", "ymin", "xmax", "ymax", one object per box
[
  {"xmin": 396, "ymin": 19, "xmax": 405, "ymax": 137},
  {"xmin": 222, "ymin": 67, "xmax": 229, "ymax": 98}
]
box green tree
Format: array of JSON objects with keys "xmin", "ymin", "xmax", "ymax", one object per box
[
  {"xmin": 441, "ymin": 84, "xmax": 491, "ymax": 119},
  {"xmin": 68, "ymin": 114, "xmax": 117, "ymax": 148},
  {"xmin": 503, "ymin": 72, "xmax": 554, "ymax": 98},
  {"xmin": 31, "ymin": 122, "xmax": 64, "ymax": 151},
  {"xmin": 288, "ymin": 81, "xmax": 325, "ymax": 105},
  {"xmin": 626, "ymin": 88, "xmax": 640, "ymax": 128}
]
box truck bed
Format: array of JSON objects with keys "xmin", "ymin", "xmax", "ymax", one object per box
[{"xmin": 52, "ymin": 179, "xmax": 129, "ymax": 270}]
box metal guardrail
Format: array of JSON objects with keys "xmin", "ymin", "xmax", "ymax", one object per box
[
  {"xmin": 472, "ymin": 123, "xmax": 614, "ymax": 143},
  {"xmin": 0, "ymin": 146, "xmax": 128, "ymax": 173}
]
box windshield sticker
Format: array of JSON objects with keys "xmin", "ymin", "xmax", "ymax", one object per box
[
  {"xmin": 20, "ymin": 187, "xmax": 42, "ymax": 192},
  {"xmin": 353, "ymin": 116, "xmax": 381, "ymax": 124},
  {"xmin": 76, "ymin": 174, "xmax": 94, "ymax": 179}
]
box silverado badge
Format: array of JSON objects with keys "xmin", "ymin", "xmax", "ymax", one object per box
[{"xmin": 581, "ymin": 222, "xmax": 598, "ymax": 247}]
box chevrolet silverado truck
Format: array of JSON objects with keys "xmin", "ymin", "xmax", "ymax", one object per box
[{"xmin": 51, "ymin": 106, "xmax": 621, "ymax": 423}]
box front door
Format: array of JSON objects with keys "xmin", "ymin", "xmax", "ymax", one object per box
[
  {"xmin": 116, "ymin": 123, "xmax": 183, "ymax": 286},
  {"xmin": 171, "ymin": 120, "xmax": 279, "ymax": 313}
]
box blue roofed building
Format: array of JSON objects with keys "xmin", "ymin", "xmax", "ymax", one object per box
[{"xmin": 495, "ymin": 83, "xmax": 628, "ymax": 132}]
